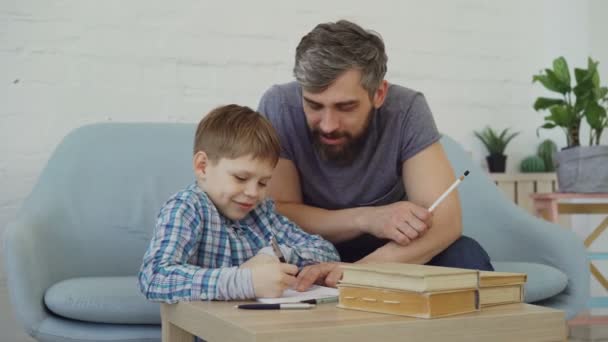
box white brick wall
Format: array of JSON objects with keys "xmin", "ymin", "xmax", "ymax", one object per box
[{"xmin": 1, "ymin": 0, "xmax": 606, "ymax": 232}]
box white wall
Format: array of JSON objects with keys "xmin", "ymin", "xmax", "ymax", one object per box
[
  {"xmin": 0, "ymin": 0, "xmax": 605, "ymax": 232},
  {"xmin": 591, "ymin": 0, "xmax": 608, "ymax": 115}
]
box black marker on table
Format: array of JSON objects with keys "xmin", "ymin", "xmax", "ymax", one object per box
[
  {"xmin": 235, "ymin": 303, "xmax": 315, "ymax": 310},
  {"xmin": 299, "ymin": 296, "xmax": 339, "ymax": 304}
]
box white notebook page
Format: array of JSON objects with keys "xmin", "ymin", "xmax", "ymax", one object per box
[{"xmin": 257, "ymin": 285, "xmax": 338, "ymax": 304}]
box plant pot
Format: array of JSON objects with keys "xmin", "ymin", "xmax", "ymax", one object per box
[
  {"xmin": 555, "ymin": 145, "xmax": 608, "ymax": 193},
  {"xmin": 486, "ymin": 154, "xmax": 507, "ymax": 173}
]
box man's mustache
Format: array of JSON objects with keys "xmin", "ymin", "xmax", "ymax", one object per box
[{"xmin": 314, "ymin": 130, "xmax": 350, "ymax": 140}]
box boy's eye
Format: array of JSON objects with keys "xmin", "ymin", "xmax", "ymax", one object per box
[
  {"xmin": 258, "ymin": 181, "xmax": 268, "ymax": 187},
  {"xmin": 234, "ymin": 175, "xmax": 247, "ymax": 182}
]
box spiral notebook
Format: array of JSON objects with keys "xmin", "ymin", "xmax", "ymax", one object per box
[{"xmin": 257, "ymin": 285, "xmax": 339, "ymax": 304}]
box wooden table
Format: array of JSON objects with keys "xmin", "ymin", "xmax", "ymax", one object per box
[
  {"xmin": 531, "ymin": 193, "xmax": 608, "ymax": 223},
  {"xmin": 531, "ymin": 192, "xmax": 608, "ymax": 290},
  {"xmin": 161, "ymin": 301, "xmax": 566, "ymax": 342}
]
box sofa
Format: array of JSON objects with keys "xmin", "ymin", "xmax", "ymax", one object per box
[{"xmin": 3, "ymin": 123, "xmax": 589, "ymax": 342}]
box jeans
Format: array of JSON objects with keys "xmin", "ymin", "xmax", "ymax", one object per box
[
  {"xmin": 427, "ymin": 235, "xmax": 494, "ymax": 271},
  {"xmin": 336, "ymin": 233, "xmax": 493, "ymax": 271}
]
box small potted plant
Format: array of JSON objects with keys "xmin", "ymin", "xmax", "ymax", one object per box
[
  {"xmin": 474, "ymin": 127, "xmax": 520, "ymax": 173},
  {"xmin": 533, "ymin": 56, "xmax": 608, "ymax": 192}
]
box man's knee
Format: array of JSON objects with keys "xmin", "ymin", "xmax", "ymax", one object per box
[{"xmin": 427, "ymin": 236, "xmax": 494, "ymax": 271}]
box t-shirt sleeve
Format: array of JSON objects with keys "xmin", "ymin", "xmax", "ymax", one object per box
[
  {"xmin": 257, "ymin": 85, "xmax": 296, "ymax": 161},
  {"xmin": 399, "ymin": 93, "xmax": 441, "ymax": 163}
]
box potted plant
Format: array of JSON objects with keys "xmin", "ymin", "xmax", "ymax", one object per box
[
  {"xmin": 533, "ymin": 56, "xmax": 608, "ymax": 192},
  {"xmin": 474, "ymin": 127, "xmax": 520, "ymax": 173},
  {"xmin": 520, "ymin": 139, "xmax": 558, "ymax": 173}
]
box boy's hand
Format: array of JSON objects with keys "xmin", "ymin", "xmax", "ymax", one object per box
[
  {"xmin": 239, "ymin": 253, "xmax": 278, "ymax": 269},
  {"xmin": 251, "ymin": 263, "xmax": 298, "ymax": 298}
]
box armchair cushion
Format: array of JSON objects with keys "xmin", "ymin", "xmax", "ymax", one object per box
[
  {"xmin": 492, "ymin": 261, "xmax": 568, "ymax": 303},
  {"xmin": 44, "ymin": 276, "xmax": 160, "ymax": 324}
]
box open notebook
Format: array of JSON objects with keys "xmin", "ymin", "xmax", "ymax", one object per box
[{"xmin": 257, "ymin": 285, "xmax": 339, "ymax": 304}]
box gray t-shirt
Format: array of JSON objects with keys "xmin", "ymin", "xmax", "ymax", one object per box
[{"xmin": 258, "ymin": 81, "xmax": 440, "ymax": 261}]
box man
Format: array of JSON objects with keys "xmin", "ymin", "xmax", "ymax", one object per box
[{"xmin": 257, "ymin": 20, "xmax": 493, "ymax": 289}]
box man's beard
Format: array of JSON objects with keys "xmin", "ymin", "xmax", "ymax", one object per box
[{"xmin": 311, "ymin": 111, "xmax": 373, "ymax": 165}]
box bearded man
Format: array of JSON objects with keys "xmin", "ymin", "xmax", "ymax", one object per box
[{"xmin": 257, "ymin": 20, "xmax": 493, "ymax": 289}]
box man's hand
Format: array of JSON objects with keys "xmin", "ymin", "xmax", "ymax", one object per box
[
  {"xmin": 360, "ymin": 201, "xmax": 432, "ymax": 245},
  {"xmin": 251, "ymin": 262, "xmax": 299, "ymax": 298},
  {"xmin": 295, "ymin": 262, "xmax": 346, "ymax": 291}
]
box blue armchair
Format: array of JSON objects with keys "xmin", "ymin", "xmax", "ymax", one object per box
[
  {"xmin": 3, "ymin": 123, "xmax": 588, "ymax": 342},
  {"xmin": 441, "ymin": 135, "xmax": 588, "ymax": 317}
]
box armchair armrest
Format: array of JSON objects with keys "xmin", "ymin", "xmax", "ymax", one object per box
[
  {"xmin": 441, "ymin": 134, "xmax": 589, "ymax": 319},
  {"xmin": 496, "ymin": 204, "xmax": 588, "ymax": 318},
  {"xmin": 462, "ymin": 181, "xmax": 589, "ymax": 319},
  {"xmin": 3, "ymin": 216, "xmax": 67, "ymax": 336}
]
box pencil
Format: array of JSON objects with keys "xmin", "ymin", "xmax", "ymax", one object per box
[
  {"xmin": 428, "ymin": 170, "xmax": 469, "ymax": 212},
  {"xmin": 270, "ymin": 235, "xmax": 286, "ymax": 263}
]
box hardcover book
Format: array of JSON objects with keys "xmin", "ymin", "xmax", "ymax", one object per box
[
  {"xmin": 337, "ymin": 284, "xmax": 479, "ymax": 319},
  {"xmin": 340, "ymin": 263, "xmax": 479, "ymax": 292}
]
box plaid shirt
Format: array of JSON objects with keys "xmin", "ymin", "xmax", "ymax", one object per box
[{"xmin": 138, "ymin": 183, "xmax": 340, "ymax": 303}]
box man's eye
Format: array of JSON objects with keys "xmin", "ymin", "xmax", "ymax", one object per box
[
  {"xmin": 307, "ymin": 103, "xmax": 322, "ymax": 110},
  {"xmin": 339, "ymin": 105, "xmax": 356, "ymax": 112}
]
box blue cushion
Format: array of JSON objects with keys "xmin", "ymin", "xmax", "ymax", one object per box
[
  {"xmin": 492, "ymin": 261, "xmax": 568, "ymax": 303},
  {"xmin": 44, "ymin": 276, "xmax": 160, "ymax": 324}
]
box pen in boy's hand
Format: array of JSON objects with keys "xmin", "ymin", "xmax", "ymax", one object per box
[{"xmin": 270, "ymin": 235, "xmax": 286, "ymax": 263}]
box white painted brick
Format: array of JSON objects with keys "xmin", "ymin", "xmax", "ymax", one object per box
[{"xmin": 0, "ymin": 0, "xmax": 606, "ymax": 236}]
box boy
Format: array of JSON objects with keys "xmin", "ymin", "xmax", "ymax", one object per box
[{"xmin": 138, "ymin": 104, "xmax": 340, "ymax": 303}]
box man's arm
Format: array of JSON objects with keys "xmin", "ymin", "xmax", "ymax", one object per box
[
  {"xmin": 295, "ymin": 142, "xmax": 462, "ymax": 290},
  {"xmin": 270, "ymin": 156, "xmax": 439, "ymax": 245},
  {"xmin": 358, "ymin": 142, "xmax": 462, "ymax": 264},
  {"xmin": 268, "ymin": 158, "xmax": 368, "ymax": 243}
]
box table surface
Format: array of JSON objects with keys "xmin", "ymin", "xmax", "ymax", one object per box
[{"xmin": 162, "ymin": 301, "xmax": 566, "ymax": 342}]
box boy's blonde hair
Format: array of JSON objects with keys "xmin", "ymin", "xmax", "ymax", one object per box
[{"xmin": 194, "ymin": 104, "xmax": 281, "ymax": 165}]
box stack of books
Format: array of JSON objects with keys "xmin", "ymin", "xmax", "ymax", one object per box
[
  {"xmin": 337, "ymin": 263, "xmax": 526, "ymax": 319},
  {"xmin": 478, "ymin": 271, "xmax": 526, "ymax": 308}
]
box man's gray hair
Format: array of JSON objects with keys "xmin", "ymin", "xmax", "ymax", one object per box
[{"xmin": 294, "ymin": 20, "xmax": 388, "ymax": 98}]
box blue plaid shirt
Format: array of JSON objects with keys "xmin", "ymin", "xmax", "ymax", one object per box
[{"xmin": 138, "ymin": 183, "xmax": 340, "ymax": 303}]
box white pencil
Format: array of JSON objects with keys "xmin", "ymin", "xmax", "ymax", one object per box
[{"xmin": 428, "ymin": 170, "xmax": 470, "ymax": 212}]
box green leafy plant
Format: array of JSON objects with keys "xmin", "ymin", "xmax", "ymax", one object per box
[
  {"xmin": 533, "ymin": 56, "xmax": 608, "ymax": 147},
  {"xmin": 589, "ymin": 86, "xmax": 608, "ymax": 145},
  {"xmin": 474, "ymin": 127, "xmax": 520, "ymax": 155}
]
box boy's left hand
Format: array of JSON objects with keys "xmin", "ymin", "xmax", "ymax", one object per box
[{"xmin": 239, "ymin": 253, "xmax": 279, "ymax": 269}]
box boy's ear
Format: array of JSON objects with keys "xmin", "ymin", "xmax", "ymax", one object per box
[{"xmin": 193, "ymin": 151, "xmax": 208, "ymax": 179}]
